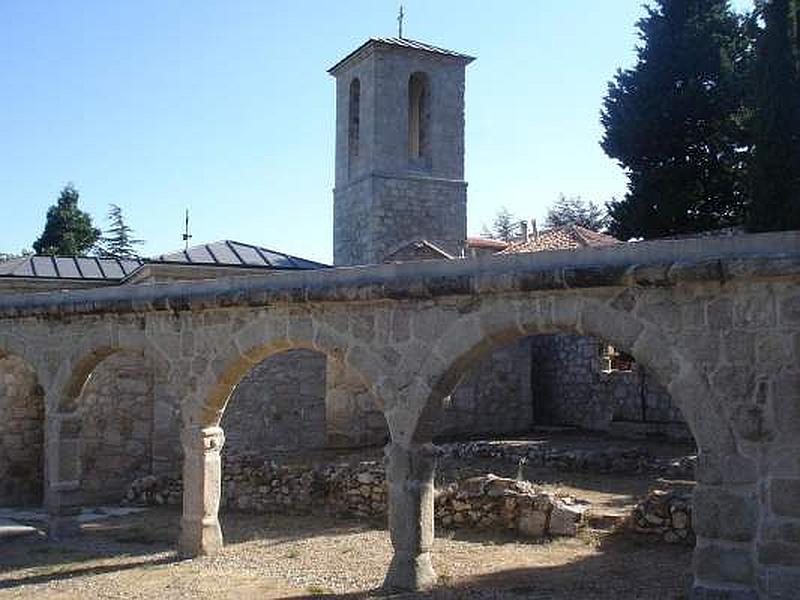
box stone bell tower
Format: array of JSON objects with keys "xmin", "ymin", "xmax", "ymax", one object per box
[{"xmin": 329, "ymin": 37, "xmax": 474, "ymax": 266}]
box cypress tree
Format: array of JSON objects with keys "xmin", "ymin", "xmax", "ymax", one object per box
[
  {"xmin": 601, "ymin": 0, "xmax": 752, "ymax": 239},
  {"xmin": 748, "ymin": 0, "xmax": 800, "ymax": 231}
]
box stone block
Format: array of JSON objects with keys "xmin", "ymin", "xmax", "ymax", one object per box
[
  {"xmin": 691, "ymin": 584, "xmax": 757, "ymax": 600},
  {"xmin": 764, "ymin": 566, "xmax": 800, "ymax": 599},
  {"xmin": 694, "ymin": 543, "xmax": 755, "ymax": 586},
  {"xmin": 771, "ymin": 479, "xmax": 800, "ymax": 519},
  {"xmin": 518, "ymin": 507, "xmax": 547, "ymax": 537},
  {"xmin": 693, "ymin": 486, "xmax": 757, "ymax": 543},
  {"xmin": 758, "ymin": 541, "xmax": 800, "ymax": 567},
  {"xmin": 549, "ymin": 504, "xmax": 583, "ymax": 536}
]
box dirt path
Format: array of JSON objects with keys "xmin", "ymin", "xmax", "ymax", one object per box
[{"xmin": 0, "ymin": 507, "xmax": 692, "ymax": 600}]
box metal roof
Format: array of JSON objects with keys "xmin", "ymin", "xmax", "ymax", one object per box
[
  {"xmin": 0, "ymin": 241, "xmax": 328, "ymax": 282},
  {"xmin": 0, "ymin": 255, "xmax": 143, "ymax": 281},
  {"xmin": 328, "ymin": 37, "xmax": 475, "ymax": 75},
  {"xmin": 153, "ymin": 240, "xmax": 329, "ymax": 270}
]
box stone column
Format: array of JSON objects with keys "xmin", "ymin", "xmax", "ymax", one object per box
[
  {"xmin": 178, "ymin": 425, "xmax": 225, "ymax": 557},
  {"xmin": 45, "ymin": 414, "xmax": 83, "ymax": 539},
  {"xmin": 383, "ymin": 442, "xmax": 438, "ymax": 591},
  {"xmin": 691, "ymin": 451, "xmax": 760, "ymax": 600}
]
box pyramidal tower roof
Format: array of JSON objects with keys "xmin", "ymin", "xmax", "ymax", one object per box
[{"xmin": 328, "ymin": 37, "xmax": 475, "ymax": 75}]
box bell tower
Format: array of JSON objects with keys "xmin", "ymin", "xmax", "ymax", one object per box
[{"xmin": 329, "ymin": 37, "xmax": 474, "ymax": 266}]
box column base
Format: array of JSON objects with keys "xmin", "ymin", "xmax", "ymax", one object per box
[
  {"xmin": 178, "ymin": 516, "xmax": 223, "ymax": 558},
  {"xmin": 383, "ymin": 550, "xmax": 437, "ymax": 591}
]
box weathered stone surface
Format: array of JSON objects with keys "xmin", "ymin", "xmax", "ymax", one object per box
[
  {"xmin": 0, "ymin": 354, "xmax": 43, "ymax": 506},
  {"xmin": 0, "ymin": 230, "xmax": 798, "ymax": 597}
]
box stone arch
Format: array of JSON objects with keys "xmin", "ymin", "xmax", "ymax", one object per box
[
  {"xmin": 178, "ymin": 316, "xmax": 390, "ymax": 557},
  {"xmin": 196, "ymin": 335, "xmax": 386, "ymax": 431},
  {"xmin": 382, "ymin": 295, "xmax": 744, "ymax": 591},
  {"xmin": 408, "ymin": 71, "xmax": 431, "ymax": 164},
  {"xmin": 410, "ymin": 296, "xmax": 732, "ymax": 454},
  {"xmin": 47, "ymin": 341, "xmax": 177, "ymax": 504},
  {"xmin": 0, "ymin": 350, "xmax": 45, "ymax": 506}
]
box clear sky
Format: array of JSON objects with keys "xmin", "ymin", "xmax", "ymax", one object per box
[{"xmin": 0, "ymin": 1, "xmax": 754, "ymax": 263}]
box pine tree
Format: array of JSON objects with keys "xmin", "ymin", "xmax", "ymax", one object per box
[
  {"xmin": 99, "ymin": 204, "xmax": 143, "ymax": 258},
  {"xmin": 747, "ymin": 0, "xmax": 800, "ymax": 231},
  {"xmin": 601, "ymin": 0, "xmax": 752, "ymax": 240},
  {"xmin": 545, "ymin": 195, "xmax": 607, "ymax": 230},
  {"xmin": 484, "ymin": 207, "xmax": 520, "ymax": 242},
  {"xmin": 32, "ymin": 184, "xmax": 101, "ymax": 256}
]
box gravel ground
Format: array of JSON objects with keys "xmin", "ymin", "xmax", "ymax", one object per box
[{"xmin": 0, "ymin": 508, "xmax": 692, "ymax": 600}]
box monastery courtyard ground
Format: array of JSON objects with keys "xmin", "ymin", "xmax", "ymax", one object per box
[{"xmin": 1, "ymin": 432, "xmax": 694, "ymax": 600}]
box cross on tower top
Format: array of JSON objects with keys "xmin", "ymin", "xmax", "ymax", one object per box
[{"xmin": 397, "ymin": 5, "xmax": 404, "ymax": 39}]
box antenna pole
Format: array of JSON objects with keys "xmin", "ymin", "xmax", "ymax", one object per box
[
  {"xmin": 398, "ymin": 5, "xmax": 404, "ymax": 38},
  {"xmin": 182, "ymin": 209, "xmax": 192, "ymax": 251}
]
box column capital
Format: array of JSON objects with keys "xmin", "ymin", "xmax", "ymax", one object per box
[{"xmin": 180, "ymin": 425, "xmax": 225, "ymax": 454}]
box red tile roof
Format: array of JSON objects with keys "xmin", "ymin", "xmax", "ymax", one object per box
[
  {"xmin": 465, "ymin": 237, "xmax": 510, "ymax": 250},
  {"xmin": 501, "ymin": 226, "xmax": 621, "ymax": 254}
]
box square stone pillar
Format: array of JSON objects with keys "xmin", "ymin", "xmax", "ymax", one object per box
[
  {"xmin": 45, "ymin": 414, "xmax": 83, "ymax": 540},
  {"xmin": 178, "ymin": 425, "xmax": 225, "ymax": 557},
  {"xmin": 383, "ymin": 442, "xmax": 438, "ymax": 591}
]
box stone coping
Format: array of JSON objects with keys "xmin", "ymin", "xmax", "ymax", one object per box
[{"xmin": 1, "ymin": 231, "xmax": 798, "ymax": 319}]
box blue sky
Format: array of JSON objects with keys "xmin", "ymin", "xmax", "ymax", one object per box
[{"xmin": 0, "ymin": 1, "xmax": 753, "ymax": 263}]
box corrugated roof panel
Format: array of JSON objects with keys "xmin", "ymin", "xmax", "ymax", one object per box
[
  {"xmin": 31, "ymin": 257, "xmax": 57, "ymax": 277},
  {"xmin": 101, "ymin": 260, "xmax": 124, "ymax": 279},
  {"xmin": 120, "ymin": 259, "xmax": 142, "ymax": 275},
  {"xmin": 232, "ymin": 243, "xmax": 267, "ymax": 266},
  {"xmin": 259, "ymin": 250, "xmax": 294, "ymax": 268},
  {"xmin": 185, "ymin": 245, "xmax": 215, "ymax": 263},
  {"xmin": 55, "ymin": 257, "xmax": 81, "ymax": 278},
  {"xmin": 76, "ymin": 258, "xmax": 103, "ymax": 278},
  {"xmin": 207, "ymin": 242, "xmax": 239, "ymax": 265}
]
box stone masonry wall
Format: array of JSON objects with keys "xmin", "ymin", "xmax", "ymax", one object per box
[
  {"xmin": 438, "ymin": 337, "xmax": 534, "ymax": 439},
  {"xmin": 126, "ymin": 455, "xmax": 584, "ymax": 540},
  {"xmin": 223, "ymin": 349, "xmax": 328, "ymax": 452},
  {"xmin": 78, "ymin": 351, "xmax": 154, "ymax": 504},
  {"xmin": 334, "ymin": 176, "xmax": 467, "ymax": 266},
  {"xmin": 530, "ymin": 334, "xmax": 687, "ymax": 437},
  {"xmin": 326, "ymin": 358, "xmax": 388, "ymax": 448},
  {"xmin": 0, "ymin": 355, "xmax": 44, "ymax": 506}
]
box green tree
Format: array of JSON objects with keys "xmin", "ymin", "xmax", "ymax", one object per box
[
  {"xmin": 601, "ymin": 0, "xmax": 752, "ymax": 240},
  {"xmin": 482, "ymin": 207, "xmax": 520, "ymax": 242},
  {"xmin": 545, "ymin": 194, "xmax": 607, "ymax": 230},
  {"xmin": 98, "ymin": 204, "xmax": 144, "ymax": 258},
  {"xmin": 747, "ymin": 0, "xmax": 800, "ymax": 231},
  {"xmin": 32, "ymin": 185, "xmax": 101, "ymax": 256}
]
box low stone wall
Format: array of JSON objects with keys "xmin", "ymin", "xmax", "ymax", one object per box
[
  {"xmin": 630, "ymin": 488, "xmax": 694, "ymax": 544},
  {"xmin": 123, "ymin": 454, "xmax": 584, "ymax": 538},
  {"xmin": 436, "ymin": 475, "xmax": 585, "ymax": 536},
  {"xmin": 441, "ymin": 439, "xmax": 696, "ymax": 479}
]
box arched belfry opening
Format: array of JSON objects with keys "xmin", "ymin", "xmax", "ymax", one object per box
[
  {"xmin": 348, "ymin": 77, "xmax": 360, "ymax": 176},
  {"xmin": 408, "ymin": 71, "xmax": 430, "ymax": 165}
]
